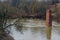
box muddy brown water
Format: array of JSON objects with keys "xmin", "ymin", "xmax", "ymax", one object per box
[{"xmin": 6, "ymin": 19, "xmax": 60, "ymax": 40}]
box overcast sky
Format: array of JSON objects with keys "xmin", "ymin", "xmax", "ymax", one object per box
[
  {"xmin": 0, "ymin": 0, "xmax": 47, "ymax": 1},
  {"xmin": 0, "ymin": 0, "xmax": 59, "ymax": 2},
  {"xmin": 0, "ymin": 0, "xmax": 7, "ymax": 2},
  {"xmin": 0, "ymin": 0, "xmax": 51, "ymax": 1}
]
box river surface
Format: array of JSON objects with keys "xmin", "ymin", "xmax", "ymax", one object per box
[{"xmin": 6, "ymin": 19, "xmax": 60, "ymax": 40}]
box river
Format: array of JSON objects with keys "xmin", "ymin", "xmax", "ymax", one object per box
[{"xmin": 5, "ymin": 19, "xmax": 60, "ymax": 40}]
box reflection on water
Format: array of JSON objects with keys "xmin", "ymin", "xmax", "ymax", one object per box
[
  {"xmin": 8, "ymin": 27, "xmax": 47, "ymax": 40},
  {"xmin": 46, "ymin": 27, "xmax": 52, "ymax": 40},
  {"xmin": 6, "ymin": 19, "xmax": 60, "ymax": 40}
]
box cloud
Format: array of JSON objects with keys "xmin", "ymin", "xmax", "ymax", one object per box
[{"xmin": 0, "ymin": 0, "xmax": 7, "ymax": 2}]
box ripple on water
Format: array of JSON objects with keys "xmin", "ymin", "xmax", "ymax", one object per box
[{"xmin": 6, "ymin": 19, "xmax": 60, "ymax": 40}]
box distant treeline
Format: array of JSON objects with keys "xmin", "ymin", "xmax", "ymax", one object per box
[
  {"xmin": 0, "ymin": 0, "xmax": 59, "ymax": 20},
  {"xmin": 0, "ymin": 1, "xmax": 47, "ymax": 19}
]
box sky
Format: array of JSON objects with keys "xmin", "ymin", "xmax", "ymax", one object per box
[
  {"xmin": 0, "ymin": 0, "xmax": 45, "ymax": 1},
  {"xmin": 0, "ymin": 0, "xmax": 52, "ymax": 1},
  {"xmin": 0, "ymin": 0, "xmax": 7, "ymax": 2},
  {"xmin": 0, "ymin": 0, "xmax": 59, "ymax": 2}
]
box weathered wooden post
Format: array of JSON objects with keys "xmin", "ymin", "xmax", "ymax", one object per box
[{"xmin": 46, "ymin": 9, "xmax": 52, "ymax": 40}]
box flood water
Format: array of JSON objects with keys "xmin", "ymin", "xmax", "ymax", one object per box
[{"xmin": 6, "ymin": 19, "xmax": 60, "ymax": 40}]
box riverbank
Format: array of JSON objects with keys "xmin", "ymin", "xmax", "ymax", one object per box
[{"xmin": 0, "ymin": 29, "xmax": 14, "ymax": 40}]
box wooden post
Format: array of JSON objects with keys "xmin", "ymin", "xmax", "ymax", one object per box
[
  {"xmin": 46, "ymin": 9, "xmax": 52, "ymax": 40},
  {"xmin": 46, "ymin": 9, "xmax": 52, "ymax": 27}
]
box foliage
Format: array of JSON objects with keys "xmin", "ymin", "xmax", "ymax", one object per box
[
  {"xmin": 0, "ymin": 3, "xmax": 20, "ymax": 18},
  {"xmin": 0, "ymin": 0, "xmax": 48, "ymax": 18}
]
